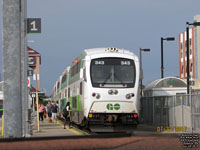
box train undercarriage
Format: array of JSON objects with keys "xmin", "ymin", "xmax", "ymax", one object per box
[{"xmin": 85, "ymin": 113, "xmax": 138, "ymax": 132}]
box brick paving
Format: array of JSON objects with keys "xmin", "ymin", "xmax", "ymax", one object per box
[{"xmin": 0, "ymin": 119, "xmax": 198, "ymax": 150}]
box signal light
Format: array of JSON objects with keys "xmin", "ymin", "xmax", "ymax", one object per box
[
  {"xmin": 131, "ymin": 93, "xmax": 135, "ymax": 97},
  {"xmin": 89, "ymin": 114, "xmax": 93, "ymax": 118},
  {"xmin": 74, "ymin": 59, "xmax": 78, "ymax": 63},
  {"xmin": 133, "ymin": 114, "xmax": 138, "ymax": 118}
]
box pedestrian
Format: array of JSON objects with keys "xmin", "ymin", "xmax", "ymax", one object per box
[
  {"xmin": 52, "ymin": 103, "xmax": 59, "ymax": 122},
  {"xmin": 38, "ymin": 101, "xmax": 44, "ymax": 122},
  {"xmin": 46, "ymin": 101, "xmax": 53, "ymax": 123},
  {"xmin": 43, "ymin": 106, "xmax": 47, "ymax": 118},
  {"xmin": 56, "ymin": 101, "xmax": 59, "ymax": 108},
  {"xmin": 62, "ymin": 102, "xmax": 72, "ymax": 129}
]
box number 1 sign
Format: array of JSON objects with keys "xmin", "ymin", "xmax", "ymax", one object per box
[{"xmin": 27, "ymin": 18, "xmax": 41, "ymax": 34}]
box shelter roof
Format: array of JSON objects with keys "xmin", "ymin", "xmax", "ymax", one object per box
[{"xmin": 144, "ymin": 77, "xmax": 187, "ymax": 91}]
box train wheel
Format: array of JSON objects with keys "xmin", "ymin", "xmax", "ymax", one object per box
[{"xmin": 82, "ymin": 118, "xmax": 88, "ymax": 129}]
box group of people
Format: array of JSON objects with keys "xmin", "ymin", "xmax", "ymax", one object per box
[
  {"xmin": 37, "ymin": 101, "xmax": 59, "ymax": 122},
  {"xmin": 38, "ymin": 100, "xmax": 72, "ymax": 129},
  {"xmin": 45, "ymin": 101, "xmax": 59, "ymax": 123}
]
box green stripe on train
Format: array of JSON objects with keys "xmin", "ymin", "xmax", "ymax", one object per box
[
  {"xmin": 68, "ymin": 95, "xmax": 82, "ymax": 111},
  {"xmin": 0, "ymin": 109, "xmax": 3, "ymax": 111}
]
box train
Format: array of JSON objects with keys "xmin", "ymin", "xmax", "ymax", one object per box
[{"xmin": 51, "ymin": 47, "xmax": 140, "ymax": 132}]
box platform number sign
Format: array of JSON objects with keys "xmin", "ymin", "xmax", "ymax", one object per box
[
  {"xmin": 27, "ymin": 18, "xmax": 41, "ymax": 34},
  {"xmin": 27, "ymin": 70, "xmax": 33, "ymax": 76}
]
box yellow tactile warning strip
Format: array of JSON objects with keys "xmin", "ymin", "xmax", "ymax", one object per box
[{"xmin": 56, "ymin": 120, "xmax": 89, "ymax": 135}]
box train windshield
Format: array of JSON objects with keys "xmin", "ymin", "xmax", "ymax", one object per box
[{"xmin": 91, "ymin": 58, "xmax": 136, "ymax": 88}]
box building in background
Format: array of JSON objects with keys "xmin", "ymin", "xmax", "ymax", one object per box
[
  {"xmin": 179, "ymin": 14, "xmax": 200, "ymax": 89},
  {"xmin": 28, "ymin": 46, "xmax": 41, "ymax": 91}
]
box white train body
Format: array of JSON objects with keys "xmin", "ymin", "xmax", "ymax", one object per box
[{"xmin": 52, "ymin": 47, "xmax": 140, "ymax": 132}]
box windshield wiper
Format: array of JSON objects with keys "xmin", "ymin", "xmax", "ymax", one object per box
[
  {"xmin": 114, "ymin": 73, "xmax": 126, "ymax": 86},
  {"xmin": 101, "ymin": 73, "xmax": 112, "ymax": 86}
]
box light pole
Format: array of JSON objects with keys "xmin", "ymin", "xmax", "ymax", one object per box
[
  {"xmin": 186, "ymin": 22, "xmax": 200, "ymax": 94},
  {"xmin": 161, "ymin": 37, "xmax": 175, "ymax": 78},
  {"xmin": 140, "ymin": 48, "xmax": 150, "ymax": 98}
]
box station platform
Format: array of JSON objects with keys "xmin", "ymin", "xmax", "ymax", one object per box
[{"xmin": 32, "ymin": 119, "xmax": 87, "ymax": 137}]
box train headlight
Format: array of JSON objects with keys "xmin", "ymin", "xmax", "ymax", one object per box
[
  {"xmin": 126, "ymin": 93, "xmax": 135, "ymax": 99},
  {"xmin": 92, "ymin": 92, "xmax": 100, "ymax": 99},
  {"xmin": 126, "ymin": 94, "xmax": 131, "ymax": 99},
  {"xmin": 96, "ymin": 93, "xmax": 100, "ymax": 99},
  {"xmin": 113, "ymin": 90, "xmax": 118, "ymax": 95},
  {"xmin": 108, "ymin": 90, "xmax": 113, "ymax": 95},
  {"xmin": 106, "ymin": 47, "xmax": 118, "ymax": 52}
]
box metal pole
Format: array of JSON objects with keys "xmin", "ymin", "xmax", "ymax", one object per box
[
  {"xmin": 161, "ymin": 37, "xmax": 164, "ymax": 78},
  {"xmin": 3, "ymin": 0, "xmax": 23, "ymax": 137},
  {"xmin": 189, "ymin": 88, "xmax": 193, "ymax": 133},
  {"xmin": 186, "ymin": 23, "xmax": 190, "ymax": 94},
  {"xmin": 152, "ymin": 97, "xmax": 155, "ymax": 125},
  {"xmin": 20, "ymin": 0, "xmax": 29, "ymax": 137},
  {"xmin": 1, "ymin": 113, "xmax": 4, "ymax": 137},
  {"xmin": 33, "ymin": 97, "xmax": 35, "ymax": 111},
  {"xmin": 36, "ymin": 92, "xmax": 40, "ymax": 132},
  {"xmin": 173, "ymin": 96, "xmax": 175, "ymax": 132}
]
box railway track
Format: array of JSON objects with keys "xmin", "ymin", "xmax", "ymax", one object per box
[
  {"xmin": 57, "ymin": 116, "xmax": 95, "ymax": 135},
  {"xmin": 57, "ymin": 116, "xmax": 133, "ymax": 137}
]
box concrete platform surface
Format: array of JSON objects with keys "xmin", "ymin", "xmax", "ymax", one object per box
[{"xmin": 32, "ymin": 119, "xmax": 84, "ymax": 137}]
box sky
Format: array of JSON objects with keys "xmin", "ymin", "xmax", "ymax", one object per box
[{"xmin": 1, "ymin": 0, "xmax": 200, "ymax": 96}]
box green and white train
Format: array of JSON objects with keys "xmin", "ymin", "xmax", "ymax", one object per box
[{"xmin": 51, "ymin": 47, "xmax": 140, "ymax": 132}]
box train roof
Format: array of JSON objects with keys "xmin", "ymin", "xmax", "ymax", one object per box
[{"xmin": 84, "ymin": 47, "xmax": 137, "ymax": 57}]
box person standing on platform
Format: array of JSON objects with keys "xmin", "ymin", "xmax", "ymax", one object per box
[
  {"xmin": 38, "ymin": 102, "xmax": 44, "ymax": 122},
  {"xmin": 52, "ymin": 103, "xmax": 58, "ymax": 122},
  {"xmin": 56, "ymin": 101, "xmax": 59, "ymax": 108},
  {"xmin": 62, "ymin": 101, "xmax": 72, "ymax": 129},
  {"xmin": 46, "ymin": 101, "xmax": 53, "ymax": 123}
]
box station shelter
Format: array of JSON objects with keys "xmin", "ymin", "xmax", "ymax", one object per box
[{"xmin": 143, "ymin": 77, "xmax": 187, "ymax": 97}]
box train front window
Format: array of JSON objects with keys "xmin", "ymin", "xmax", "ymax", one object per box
[{"xmin": 91, "ymin": 58, "xmax": 136, "ymax": 88}]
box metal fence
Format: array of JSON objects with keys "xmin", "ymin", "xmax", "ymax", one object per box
[
  {"xmin": 141, "ymin": 94, "xmax": 200, "ymax": 133},
  {"xmin": 0, "ymin": 105, "xmax": 3, "ymax": 118}
]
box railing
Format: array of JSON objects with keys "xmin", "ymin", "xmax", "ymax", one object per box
[{"xmin": 0, "ymin": 109, "xmax": 3, "ymax": 118}]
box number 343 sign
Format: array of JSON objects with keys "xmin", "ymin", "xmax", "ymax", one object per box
[{"xmin": 27, "ymin": 18, "xmax": 41, "ymax": 34}]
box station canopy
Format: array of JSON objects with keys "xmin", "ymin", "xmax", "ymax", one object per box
[{"xmin": 144, "ymin": 77, "xmax": 187, "ymax": 91}]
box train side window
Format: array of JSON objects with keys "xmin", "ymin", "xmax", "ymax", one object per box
[
  {"xmin": 74, "ymin": 63, "xmax": 78, "ymax": 74},
  {"xmin": 80, "ymin": 82, "xmax": 82, "ymax": 95},
  {"xmin": 65, "ymin": 89, "xmax": 67, "ymax": 98},
  {"xmin": 78, "ymin": 61, "xmax": 81, "ymax": 73},
  {"xmin": 68, "ymin": 88, "xmax": 70, "ymax": 98},
  {"xmin": 83, "ymin": 68, "xmax": 86, "ymax": 82},
  {"xmin": 71, "ymin": 66, "xmax": 74, "ymax": 77},
  {"xmin": 72, "ymin": 97, "xmax": 77, "ymax": 109}
]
